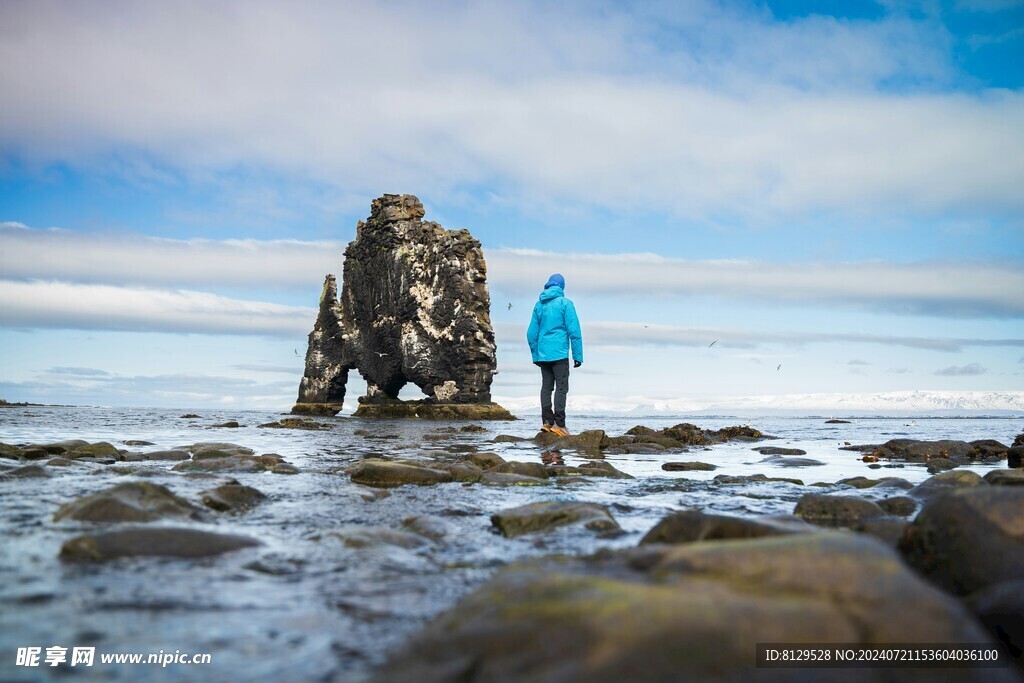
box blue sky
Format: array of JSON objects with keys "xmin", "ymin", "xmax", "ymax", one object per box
[{"xmin": 1, "ymin": 0, "xmax": 1022, "ymax": 412}]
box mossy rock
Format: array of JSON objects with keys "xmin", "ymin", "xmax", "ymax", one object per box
[
  {"xmin": 290, "ymin": 402, "xmax": 343, "ymax": 416},
  {"xmin": 60, "ymin": 527, "xmax": 260, "ymax": 561},
  {"xmin": 348, "ymin": 460, "xmax": 453, "ymax": 488},
  {"xmin": 201, "ymin": 484, "xmax": 267, "ymax": 512},
  {"xmin": 491, "ymin": 501, "xmax": 619, "ymax": 537},
  {"xmin": 794, "ymin": 493, "xmax": 885, "ymax": 528},
  {"xmin": 352, "ymin": 401, "xmax": 514, "ymax": 420}
]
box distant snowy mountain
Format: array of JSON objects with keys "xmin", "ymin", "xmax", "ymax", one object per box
[{"xmin": 492, "ymin": 391, "xmax": 1024, "ymax": 417}]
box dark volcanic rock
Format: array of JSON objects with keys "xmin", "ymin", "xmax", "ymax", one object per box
[
  {"xmin": 662, "ymin": 461, "xmax": 717, "ymax": 471},
  {"xmin": 753, "ymin": 446, "xmax": 808, "ymax": 456},
  {"xmin": 372, "ymin": 533, "xmax": 1009, "ymax": 683},
  {"xmin": 640, "ymin": 511, "xmax": 809, "ymax": 544},
  {"xmin": 54, "ymin": 482, "xmax": 201, "ymax": 522},
  {"xmin": 794, "ymin": 493, "xmax": 885, "ymax": 528},
  {"xmin": 60, "ymin": 527, "xmax": 260, "ymax": 561},
  {"xmin": 900, "ymin": 487, "xmax": 1024, "ymax": 596},
  {"xmin": 258, "ymin": 417, "xmax": 332, "ymax": 430},
  {"xmin": 1009, "ymin": 445, "xmax": 1024, "ymax": 469},
  {"xmin": 292, "ymin": 194, "xmax": 506, "ymax": 417},
  {"xmin": 491, "ymin": 501, "xmax": 619, "ymax": 537}
]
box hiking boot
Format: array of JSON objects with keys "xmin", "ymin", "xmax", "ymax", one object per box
[
  {"xmin": 540, "ymin": 422, "xmax": 554, "ymax": 433},
  {"xmin": 550, "ymin": 425, "xmax": 571, "ymax": 437}
]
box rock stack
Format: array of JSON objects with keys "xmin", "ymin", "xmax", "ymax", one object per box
[{"xmin": 292, "ymin": 194, "xmax": 512, "ymax": 419}]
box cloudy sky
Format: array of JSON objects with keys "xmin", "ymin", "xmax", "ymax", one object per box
[{"xmin": 1, "ymin": 0, "xmax": 1022, "ymax": 412}]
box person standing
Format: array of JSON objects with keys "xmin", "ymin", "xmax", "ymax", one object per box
[{"xmin": 526, "ymin": 273, "xmax": 583, "ymax": 436}]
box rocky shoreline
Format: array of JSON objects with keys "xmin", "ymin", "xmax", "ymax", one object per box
[{"xmin": 1, "ymin": 420, "xmax": 1021, "ymax": 680}]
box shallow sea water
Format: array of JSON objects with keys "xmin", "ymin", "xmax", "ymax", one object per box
[{"xmin": 1, "ymin": 406, "xmax": 1020, "ymax": 681}]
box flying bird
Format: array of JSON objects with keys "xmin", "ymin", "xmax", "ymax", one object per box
[
  {"xmin": 507, "ymin": 302, "xmax": 513, "ymax": 310},
  {"xmin": 294, "ymin": 349, "xmax": 299, "ymax": 356},
  {"xmin": 708, "ymin": 340, "xmax": 718, "ymax": 348},
  {"xmin": 375, "ymin": 352, "xmax": 389, "ymax": 358},
  {"xmin": 777, "ymin": 364, "xmax": 782, "ymax": 371}
]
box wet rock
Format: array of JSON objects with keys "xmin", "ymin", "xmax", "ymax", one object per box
[
  {"xmin": 466, "ymin": 452, "xmax": 506, "ymax": 469},
  {"xmin": 852, "ymin": 516, "xmax": 908, "ymax": 547},
  {"xmin": 910, "ymin": 470, "xmax": 987, "ymax": 499},
  {"xmin": 45, "ymin": 457, "xmax": 77, "ymax": 467},
  {"xmin": 753, "ymin": 446, "xmax": 807, "ymax": 456},
  {"xmin": 926, "ymin": 457, "xmax": 958, "ymax": 473},
  {"xmin": 794, "ymin": 494, "xmax": 885, "ymax": 528},
  {"xmin": 123, "ymin": 440, "xmax": 155, "ymax": 446},
  {"xmin": 182, "ymin": 442, "xmax": 255, "ymax": 457},
  {"xmin": 967, "ymin": 580, "xmax": 1024, "ymax": 670},
  {"xmin": 1008, "ymin": 446, "xmax": 1023, "ymax": 469},
  {"xmin": 544, "ymin": 462, "xmax": 630, "ymax": 479},
  {"xmin": 661, "ymin": 423, "xmax": 712, "ymax": 445},
  {"xmin": 66, "ymin": 442, "xmax": 120, "ymax": 459},
  {"xmin": 402, "ymin": 515, "xmax": 451, "ymax": 540},
  {"xmin": 348, "ymin": 460, "xmax": 453, "ymax": 488},
  {"xmin": 329, "ymin": 526, "xmax": 429, "ymax": 549},
  {"xmin": 60, "ymin": 527, "xmax": 260, "ymax": 561},
  {"xmin": 866, "ymin": 439, "xmax": 984, "ymax": 463},
  {"xmin": 272, "ymin": 463, "xmax": 300, "ymax": 475},
  {"xmin": 258, "ymin": 418, "xmax": 332, "ymax": 430},
  {"xmin": 172, "ymin": 457, "xmax": 266, "ymax": 474},
  {"xmin": 200, "ymin": 484, "xmax": 267, "ymax": 512},
  {"xmin": 836, "ymin": 476, "xmax": 883, "ymax": 489},
  {"xmin": 985, "ymin": 469, "xmax": 1024, "ymax": 486},
  {"xmin": 293, "ymin": 194, "xmax": 505, "ymax": 417},
  {"xmin": 879, "ymin": 496, "xmax": 917, "ymax": 516},
  {"xmin": 459, "ymin": 424, "xmax": 487, "ymax": 433},
  {"xmin": 210, "ymin": 421, "xmax": 240, "ymax": 428},
  {"xmin": 2, "ymin": 464, "xmax": 50, "ymax": 478},
  {"xmin": 54, "ymin": 482, "xmax": 201, "ymax": 522},
  {"xmin": 38, "ymin": 439, "xmax": 89, "ymax": 454},
  {"xmin": 258, "ymin": 454, "xmax": 285, "ymax": 468},
  {"xmin": 494, "ymin": 461, "xmax": 548, "ymax": 479},
  {"xmin": 713, "ymin": 473, "xmax": 803, "ymax": 486},
  {"xmin": 662, "ymin": 461, "xmax": 716, "ymax": 471},
  {"xmin": 640, "ymin": 510, "xmax": 809, "ymax": 544},
  {"xmin": 179, "ymin": 414, "xmax": 201, "ymax": 419},
  {"xmin": 432, "ymin": 461, "xmax": 483, "ymax": 483},
  {"xmin": 758, "ymin": 455, "xmax": 825, "ymax": 467},
  {"xmin": 140, "ymin": 450, "xmax": 191, "ymax": 461},
  {"xmin": 374, "ymin": 533, "xmax": 1006, "ymax": 683},
  {"xmin": 492, "ymin": 435, "xmax": 526, "ymax": 443},
  {"xmin": 900, "ymin": 487, "xmax": 1024, "ymax": 595},
  {"xmin": 1, "ymin": 442, "xmax": 23, "ymax": 460},
  {"xmin": 480, "ymin": 472, "xmax": 550, "ymax": 487},
  {"xmin": 491, "ymin": 501, "xmax": 619, "ymax": 537},
  {"xmin": 625, "ymin": 425, "xmax": 657, "ymax": 436},
  {"xmin": 825, "ymin": 419, "xmax": 851, "ymax": 423},
  {"xmin": 971, "ymin": 439, "xmax": 1009, "ymax": 458},
  {"xmin": 21, "ymin": 446, "xmax": 54, "ymax": 460},
  {"xmin": 872, "ymin": 477, "xmax": 913, "ymax": 490},
  {"xmin": 709, "ymin": 425, "xmax": 765, "ymax": 442}
]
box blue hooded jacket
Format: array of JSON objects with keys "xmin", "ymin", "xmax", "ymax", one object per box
[{"xmin": 527, "ymin": 274, "xmax": 583, "ymax": 364}]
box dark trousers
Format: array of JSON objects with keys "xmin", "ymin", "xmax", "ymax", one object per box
[{"xmin": 537, "ymin": 359, "xmax": 570, "ymax": 427}]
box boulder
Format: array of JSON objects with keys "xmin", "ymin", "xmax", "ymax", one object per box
[
  {"xmin": 852, "ymin": 516, "xmax": 909, "ymax": 547},
  {"xmin": 402, "ymin": 515, "xmax": 451, "ymax": 540},
  {"xmin": 491, "ymin": 501, "xmax": 619, "ymax": 537},
  {"xmin": 66, "ymin": 442, "xmax": 120, "ymax": 459},
  {"xmin": 879, "ymin": 496, "xmax": 917, "ymax": 516},
  {"xmin": 0, "ymin": 442, "xmax": 22, "ymax": 460},
  {"xmin": 210, "ymin": 421, "xmax": 240, "ymax": 428},
  {"xmin": 926, "ymin": 457, "xmax": 959, "ymax": 473},
  {"xmin": 494, "ymin": 461, "xmax": 548, "ymax": 479},
  {"xmin": 200, "ymin": 484, "xmax": 267, "ymax": 512},
  {"xmin": 466, "ymin": 452, "xmax": 506, "ymax": 469},
  {"xmin": 54, "ymin": 482, "xmax": 201, "ymax": 522},
  {"xmin": 329, "ymin": 526, "xmax": 429, "ymax": 549},
  {"xmin": 661, "ymin": 423, "xmax": 711, "ymax": 445},
  {"xmin": 547, "ymin": 462, "xmax": 632, "ymax": 479},
  {"xmin": 900, "ymin": 487, "xmax": 1024, "ymax": 595},
  {"xmin": 713, "ymin": 473, "xmax": 804, "ymax": 486},
  {"xmin": 1008, "ymin": 446, "xmax": 1024, "ymax": 469},
  {"xmin": 372, "ymin": 533, "xmax": 1009, "ymax": 683},
  {"xmin": 985, "ymin": 469, "xmax": 1024, "ymax": 486},
  {"xmin": 662, "ymin": 461, "xmax": 716, "ymax": 471},
  {"xmin": 794, "ymin": 493, "xmax": 885, "ymax": 528},
  {"xmin": 292, "ymin": 194, "xmax": 507, "ymax": 418},
  {"xmin": 753, "ymin": 447, "xmax": 808, "ymax": 456},
  {"xmin": 348, "ymin": 460, "xmax": 453, "ymax": 488},
  {"xmin": 258, "ymin": 417, "xmax": 332, "ymax": 430},
  {"xmin": 432, "ymin": 461, "xmax": 484, "ymax": 483},
  {"xmin": 1, "ymin": 464, "xmax": 50, "ymax": 478},
  {"xmin": 758, "ymin": 455, "xmax": 825, "ymax": 467},
  {"xmin": 60, "ymin": 527, "xmax": 260, "ymax": 561},
  {"xmin": 640, "ymin": 511, "xmax": 809, "ymax": 544},
  {"xmin": 172, "ymin": 456, "xmax": 265, "ymax": 474},
  {"xmin": 910, "ymin": 470, "xmax": 987, "ymax": 499},
  {"xmin": 271, "ymin": 463, "xmax": 300, "ymax": 475}
]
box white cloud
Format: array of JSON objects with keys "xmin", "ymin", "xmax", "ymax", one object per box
[
  {"xmin": 4, "ymin": 224, "xmax": 1023, "ymax": 318},
  {"xmin": 494, "ymin": 321, "xmax": 1024, "ymax": 351},
  {"xmin": 0, "ymin": 1, "xmax": 1020, "ymax": 218},
  {"xmin": 0, "ymin": 280, "xmax": 314, "ymax": 336}
]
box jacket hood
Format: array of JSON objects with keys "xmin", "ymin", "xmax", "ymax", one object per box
[
  {"xmin": 544, "ymin": 273, "xmax": 565, "ymax": 290},
  {"xmin": 539, "ymin": 285, "xmax": 564, "ymax": 302}
]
